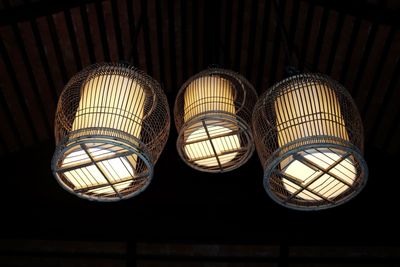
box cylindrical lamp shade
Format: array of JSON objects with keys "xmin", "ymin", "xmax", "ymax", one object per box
[
  {"xmin": 252, "ymin": 74, "xmax": 367, "ymax": 210},
  {"xmin": 52, "ymin": 63, "xmax": 170, "ymax": 201},
  {"xmin": 174, "ymin": 68, "xmax": 258, "ymax": 172}
]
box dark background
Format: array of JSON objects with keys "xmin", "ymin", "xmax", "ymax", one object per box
[{"xmin": 0, "ymin": 0, "xmax": 400, "ymax": 266}]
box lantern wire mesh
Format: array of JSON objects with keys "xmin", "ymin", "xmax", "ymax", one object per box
[
  {"xmin": 51, "ymin": 63, "xmax": 170, "ymax": 201},
  {"xmin": 174, "ymin": 68, "xmax": 258, "ymax": 173},
  {"xmin": 252, "ymin": 73, "xmax": 368, "ymax": 210}
]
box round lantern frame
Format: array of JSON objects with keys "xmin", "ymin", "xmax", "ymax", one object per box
[
  {"xmin": 51, "ymin": 63, "xmax": 170, "ymax": 201},
  {"xmin": 252, "ymin": 73, "xmax": 368, "ymax": 210},
  {"xmin": 174, "ymin": 68, "xmax": 258, "ymax": 173}
]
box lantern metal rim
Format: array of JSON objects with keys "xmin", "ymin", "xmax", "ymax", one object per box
[
  {"xmin": 176, "ymin": 112, "xmax": 255, "ymax": 173},
  {"xmin": 52, "ymin": 130, "xmax": 154, "ymax": 202},
  {"xmin": 262, "ymin": 137, "xmax": 368, "ymax": 211}
]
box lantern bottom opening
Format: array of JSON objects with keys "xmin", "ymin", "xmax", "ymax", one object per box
[
  {"xmin": 177, "ymin": 113, "xmax": 254, "ymax": 173},
  {"xmin": 263, "ymin": 137, "xmax": 368, "ymax": 210},
  {"xmin": 52, "ymin": 130, "xmax": 153, "ymax": 202}
]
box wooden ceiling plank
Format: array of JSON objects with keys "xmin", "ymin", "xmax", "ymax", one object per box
[
  {"xmin": 146, "ymin": 0, "xmax": 160, "ymax": 82},
  {"xmin": 110, "ymin": 0, "xmax": 124, "ymax": 60},
  {"xmin": 298, "ymin": 1, "xmax": 315, "ymax": 71},
  {"xmin": 361, "ymin": 26, "xmax": 395, "ymax": 119},
  {"xmin": 220, "ymin": 0, "xmax": 231, "ymax": 68},
  {"xmin": 196, "ymin": 0, "xmax": 205, "ymax": 71},
  {"xmin": 329, "ymin": 15, "xmax": 354, "ymax": 81},
  {"xmin": 315, "ymin": 10, "xmax": 338, "ymax": 75},
  {"xmin": 154, "ymin": 0, "xmax": 165, "ymax": 83},
  {"xmin": 159, "ymin": 0, "xmax": 172, "ymax": 90},
  {"xmin": 368, "ymin": 31, "xmax": 400, "ymax": 144},
  {"xmin": 167, "ymin": 0, "xmax": 178, "ymax": 90},
  {"xmin": 214, "ymin": 0, "xmax": 228, "ymax": 68},
  {"xmin": 101, "ymin": 0, "xmax": 119, "ymax": 62},
  {"xmin": 249, "ymin": 0, "xmax": 266, "ymax": 86},
  {"xmin": 275, "ymin": 40, "xmax": 286, "ymax": 83},
  {"xmin": 255, "ymin": 0, "xmax": 272, "ymax": 91},
  {"xmin": 85, "ymin": 3, "xmax": 105, "ymax": 63},
  {"xmin": 341, "ymin": 19, "xmax": 370, "ymax": 95},
  {"xmin": 94, "ymin": 1, "xmax": 110, "ymax": 62},
  {"xmin": 351, "ymin": 23, "xmax": 379, "ymax": 99},
  {"xmin": 173, "ymin": 0, "xmax": 183, "ymax": 87},
  {"xmin": 0, "ymin": 27, "xmax": 47, "ymax": 142},
  {"xmin": 78, "ymin": 5, "xmax": 96, "ymax": 64},
  {"xmin": 125, "ymin": 0, "xmax": 139, "ymax": 65},
  {"xmin": 63, "ymin": 9, "xmax": 82, "ymax": 70},
  {"xmin": 141, "ymin": 0, "xmax": 153, "ymax": 76},
  {"xmin": 17, "ymin": 20, "xmax": 55, "ymax": 128},
  {"xmin": 36, "ymin": 16, "xmax": 67, "ymax": 95},
  {"xmin": 51, "ymin": 12, "xmax": 79, "ymax": 80},
  {"xmin": 261, "ymin": 1, "xmax": 280, "ymax": 90},
  {"xmin": 70, "ymin": 7, "xmax": 91, "ymax": 67},
  {"xmin": 287, "ymin": 0, "xmax": 299, "ymax": 67},
  {"xmin": 311, "ymin": 6, "xmax": 329, "ymax": 72},
  {"xmin": 232, "ymin": 0, "xmax": 244, "ymax": 72},
  {"xmin": 116, "ymin": 0, "xmax": 131, "ymax": 61},
  {"xmin": 30, "ymin": 19, "xmax": 58, "ymax": 103},
  {"xmin": 355, "ymin": 25, "xmax": 390, "ymax": 132},
  {"xmin": 191, "ymin": 0, "xmax": 200, "ymax": 72},
  {"xmin": 275, "ymin": 0, "xmax": 295, "ymax": 81},
  {"xmin": 290, "ymin": 0, "xmax": 307, "ymax": 71},
  {"xmin": 269, "ymin": 0, "xmax": 286, "ymax": 86},
  {"xmin": 46, "ymin": 15, "xmax": 69, "ymax": 84},
  {"xmin": 303, "ymin": 0, "xmax": 400, "ymax": 28},
  {"xmin": 185, "ymin": 0, "xmax": 194, "ymax": 78},
  {"xmin": 11, "ymin": 22, "xmax": 52, "ymax": 138},
  {"xmin": 0, "ymin": 48, "xmax": 34, "ymax": 147},
  {"xmin": 239, "ymin": 0, "xmax": 253, "ymax": 76},
  {"xmin": 0, "ymin": 0, "xmax": 110, "ymax": 27},
  {"xmin": 338, "ymin": 16, "xmax": 361, "ymax": 83},
  {"xmin": 132, "ymin": 0, "xmax": 147, "ymax": 71},
  {"xmin": 202, "ymin": 0, "xmax": 213, "ymax": 66},
  {"xmin": 374, "ymin": 57, "xmax": 400, "ymax": 149},
  {"xmin": 325, "ymin": 12, "xmax": 345, "ymax": 76},
  {"xmin": 302, "ymin": 5, "xmax": 322, "ymax": 73}
]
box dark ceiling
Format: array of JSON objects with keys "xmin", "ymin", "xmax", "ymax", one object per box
[{"xmin": 1, "ymin": 0, "xmax": 400, "ymax": 265}]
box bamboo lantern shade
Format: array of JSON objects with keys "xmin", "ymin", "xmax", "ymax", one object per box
[
  {"xmin": 252, "ymin": 73, "xmax": 368, "ymax": 210},
  {"xmin": 51, "ymin": 63, "xmax": 170, "ymax": 201},
  {"xmin": 174, "ymin": 68, "xmax": 258, "ymax": 173}
]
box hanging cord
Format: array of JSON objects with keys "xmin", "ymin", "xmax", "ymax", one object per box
[{"xmin": 272, "ymin": 0, "xmax": 300, "ymax": 76}]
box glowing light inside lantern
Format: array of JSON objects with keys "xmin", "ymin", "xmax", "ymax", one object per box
[
  {"xmin": 183, "ymin": 76, "xmax": 240, "ymax": 168},
  {"xmin": 275, "ymin": 82, "xmax": 356, "ymax": 200}
]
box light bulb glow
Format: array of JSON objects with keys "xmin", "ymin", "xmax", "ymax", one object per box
[
  {"xmin": 184, "ymin": 124, "xmax": 240, "ymax": 167},
  {"xmin": 281, "ymin": 148, "xmax": 356, "ymax": 200},
  {"xmin": 62, "ymin": 147, "xmax": 134, "ymax": 195},
  {"xmin": 274, "ymin": 81, "xmax": 357, "ymax": 200},
  {"xmin": 53, "ymin": 63, "xmax": 171, "ymax": 201},
  {"xmin": 72, "ymin": 73, "xmax": 145, "ymax": 137},
  {"xmin": 59, "ymin": 72, "xmax": 144, "ymax": 195},
  {"xmin": 182, "ymin": 76, "xmax": 240, "ymax": 168}
]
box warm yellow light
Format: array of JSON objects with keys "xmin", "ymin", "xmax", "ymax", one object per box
[
  {"xmin": 62, "ymin": 147, "xmax": 134, "ymax": 195},
  {"xmin": 184, "ymin": 124, "xmax": 240, "ymax": 167},
  {"xmin": 281, "ymin": 148, "xmax": 356, "ymax": 200},
  {"xmin": 183, "ymin": 76, "xmax": 240, "ymax": 168},
  {"xmin": 62, "ymin": 74, "xmax": 145, "ymax": 194},
  {"xmin": 275, "ymin": 82, "xmax": 356, "ymax": 200}
]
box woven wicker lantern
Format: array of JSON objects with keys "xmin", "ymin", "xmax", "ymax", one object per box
[
  {"xmin": 51, "ymin": 63, "xmax": 170, "ymax": 201},
  {"xmin": 252, "ymin": 73, "xmax": 368, "ymax": 210},
  {"xmin": 174, "ymin": 68, "xmax": 258, "ymax": 172}
]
